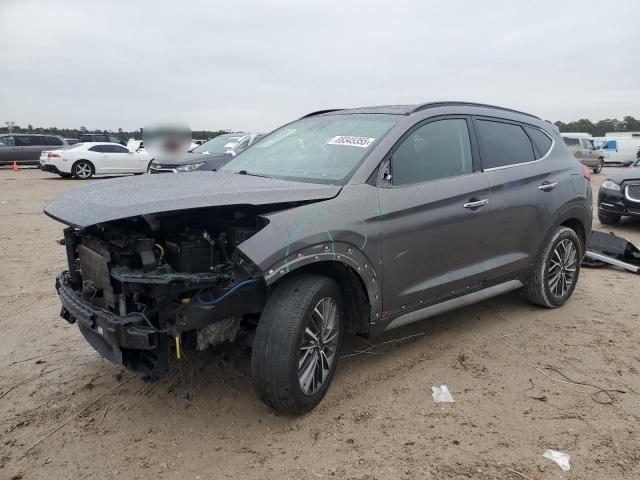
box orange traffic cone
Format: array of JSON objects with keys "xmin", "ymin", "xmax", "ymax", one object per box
[{"xmin": 11, "ymin": 161, "xmax": 19, "ymax": 172}]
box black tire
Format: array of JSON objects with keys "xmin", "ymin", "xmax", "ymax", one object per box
[
  {"xmin": 593, "ymin": 158, "xmax": 603, "ymax": 174},
  {"xmin": 72, "ymin": 160, "xmax": 94, "ymax": 180},
  {"xmin": 524, "ymin": 227, "xmax": 582, "ymax": 308},
  {"xmin": 598, "ymin": 211, "xmax": 620, "ymax": 225},
  {"xmin": 251, "ymin": 274, "xmax": 343, "ymax": 414}
]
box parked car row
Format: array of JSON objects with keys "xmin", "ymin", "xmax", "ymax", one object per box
[{"xmin": 562, "ymin": 132, "xmax": 640, "ymax": 169}]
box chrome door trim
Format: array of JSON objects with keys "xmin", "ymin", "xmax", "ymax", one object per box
[{"xmin": 384, "ymin": 279, "xmax": 523, "ymax": 331}]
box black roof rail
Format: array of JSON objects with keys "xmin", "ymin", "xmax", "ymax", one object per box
[
  {"xmin": 411, "ymin": 101, "xmax": 540, "ymax": 120},
  {"xmin": 300, "ymin": 109, "xmax": 344, "ymax": 119}
]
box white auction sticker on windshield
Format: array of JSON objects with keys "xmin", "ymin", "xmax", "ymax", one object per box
[{"xmin": 327, "ymin": 136, "xmax": 375, "ymax": 148}]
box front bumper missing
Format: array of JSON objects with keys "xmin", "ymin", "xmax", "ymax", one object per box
[{"xmin": 56, "ymin": 271, "xmax": 159, "ymax": 368}]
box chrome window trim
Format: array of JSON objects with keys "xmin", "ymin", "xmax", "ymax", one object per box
[
  {"xmin": 624, "ymin": 184, "xmax": 640, "ymax": 203},
  {"xmin": 482, "ymin": 126, "xmax": 555, "ymax": 172}
]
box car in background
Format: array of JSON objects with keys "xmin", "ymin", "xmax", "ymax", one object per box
[
  {"xmin": 149, "ymin": 132, "xmax": 263, "ymax": 173},
  {"xmin": 40, "ymin": 142, "xmax": 151, "ymax": 179},
  {"xmin": 78, "ymin": 133, "xmax": 126, "ymax": 145},
  {"xmin": 561, "ymin": 134, "xmax": 604, "ymax": 173},
  {"xmin": 0, "ymin": 134, "xmax": 73, "ymax": 166},
  {"xmin": 65, "ymin": 138, "xmax": 80, "ymax": 145},
  {"xmin": 597, "ymin": 137, "xmax": 640, "ymax": 167},
  {"xmin": 597, "ymin": 166, "xmax": 640, "ymax": 224}
]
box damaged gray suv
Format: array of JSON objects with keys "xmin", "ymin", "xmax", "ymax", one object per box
[{"xmin": 46, "ymin": 102, "xmax": 592, "ymax": 413}]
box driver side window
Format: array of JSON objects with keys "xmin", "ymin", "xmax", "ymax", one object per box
[{"xmin": 392, "ymin": 119, "xmax": 473, "ymax": 185}]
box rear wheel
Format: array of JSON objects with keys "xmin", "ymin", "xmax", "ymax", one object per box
[
  {"xmin": 525, "ymin": 227, "xmax": 581, "ymax": 308},
  {"xmin": 593, "ymin": 158, "xmax": 604, "ymax": 174},
  {"xmin": 251, "ymin": 274, "xmax": 343, "ymax": 414},
  {"xmin": 72, "ymin": 160, "xmax": 94, "ymax": 179},
  {"xmin": 598, "ymin": 211, "xmax": 620, "ymax": 225}
]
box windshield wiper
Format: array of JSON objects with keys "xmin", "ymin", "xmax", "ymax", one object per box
[{"xmin": 237, "ymin": 170, "xmax": 270, "ymax": 178}]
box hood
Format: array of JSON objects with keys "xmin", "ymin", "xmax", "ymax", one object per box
[
  {"xmin": 153, "ymin": 151, "xmax": 226, "ymax": 166},
  {"xmin": 44, "ymin": 171, "xmax": 341, "ymax": 229},
  {"xmin": 605, "ymin": 167, "xmax": 640, "ymax": 184}
]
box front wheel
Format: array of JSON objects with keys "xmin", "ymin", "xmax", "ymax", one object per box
[
  {"xmin": 524, "ymin": 227, "xmax": 581, "ymax": 308},
  {"xmin": 72, "ymin": 160, "xmax": 94, "ymax": 179},
  {"xmin": 251, "ymin": 274, "xmax": 343, "ymax": 414}
]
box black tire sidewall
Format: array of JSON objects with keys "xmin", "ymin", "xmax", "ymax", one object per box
[
  {"xmin": 541, "ymin": 228, "xmax": 581, "ymax": 307},
  {"xmin": 287, "ymin": 279, "xmax": 344, "ymax": 412}
]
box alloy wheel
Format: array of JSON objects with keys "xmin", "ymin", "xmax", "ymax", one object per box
[
  {"xmin": 298, "ymin": 296, "xmax": 340, "ymax": 396},
  {"xmin": 547, "ymin": 239, "xmax": 578, "ymax": 298},
  {"xmin": 75, "ymin": 162, "xmax": 92, "ymax": 179}
]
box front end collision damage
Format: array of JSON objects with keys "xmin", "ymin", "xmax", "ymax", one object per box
[{"xmin": 49, "ymin": 181, "xmax": 383, "ymax": 379}]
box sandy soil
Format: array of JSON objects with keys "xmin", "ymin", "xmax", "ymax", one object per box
[{"xmin": 1, "ymin": 167, "xmax": 639, "ymax": 480}]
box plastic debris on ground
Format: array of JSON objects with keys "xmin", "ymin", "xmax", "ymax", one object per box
[
  {"xmin": 431, "ymin": 385, "xmax": 455, "ymax": 403},
  {"xmin": 583, "ymin": 230, "xmax": 640, "ymax": 274},
  {"xmin": 543, "ymin": 449, "xmax": 571, "ymax": 471}
]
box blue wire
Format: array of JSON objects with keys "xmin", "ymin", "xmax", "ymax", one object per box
[{"xmin": 195, "ymin": 278, "xmax": 258, "ymax": 305}]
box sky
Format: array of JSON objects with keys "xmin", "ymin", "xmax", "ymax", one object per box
[{"xmin": 1, "ymin": 0, "xmax": 639, "ymax": 133}]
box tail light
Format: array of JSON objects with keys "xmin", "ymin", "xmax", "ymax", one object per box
[
  {"xmin": 582, "ymin": 164, "xmax": 591, "ymax": 181},
  {"xmin": 48, "ymin": 153, "xmax": 60, "ymax": 158}
]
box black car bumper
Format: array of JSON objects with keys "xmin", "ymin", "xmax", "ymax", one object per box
[
  {"xmin": 598, "ymin": 186, "xmax": 640, "ymax": 217},
  {"xmin": 40, "ymin": 164, "xmax": 62, "ymax": 174},
  {"xmin": 56, "ymin": 271, "xmax": 160, "ymax": 368}
]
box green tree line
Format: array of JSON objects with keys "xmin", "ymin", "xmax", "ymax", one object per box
[
  {"xmin": 553, "ymin": 116, "xmax": 640, "ymax": 137},
  {"xmin": 3, "ymin": 116, "xmax": 640, "ymax": 139},
  {"xmin": 1, "ymin": 122, "xmax": 229, "ymax": 141}
]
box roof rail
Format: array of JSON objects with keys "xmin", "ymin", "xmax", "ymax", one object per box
[
  {"xmin": 300, "ymin": 109, "xmax": 344, "ymax": 119},
  {"xmin": 411, "ymin": 102, "xmax": 540, "ymax": 120}
]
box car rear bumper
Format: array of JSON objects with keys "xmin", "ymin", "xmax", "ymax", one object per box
[
  {"xmin": 40, "ymin": 164, "xmax": 62, "ymax": 174},
  {"xmin": 56, "ymin": 271, "xmax": 160, "ymax": 367}
]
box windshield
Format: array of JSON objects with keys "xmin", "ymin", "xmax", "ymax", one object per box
[
  {"xmin": 220, "ymin": 114, "xmax": 398, "ymax": 184},
  {"xmin": 192, "ymin": 134, "xmax": 244, "ymax": 154}
]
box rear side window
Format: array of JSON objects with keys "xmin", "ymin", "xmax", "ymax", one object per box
[
  {"xmin": 109, "ymin": 135, "xmax": 122, "ymax": 143},
  {"xmin": 476, "ymin": 120, "xmax": 535, "ymax": 169},
  {"xmin": 79, "ymin": 134, "xmax": 92, "ymax": 142},
  {"xmin": 15, "ymin": 136, "xmax": 32, "ymax": 147},
  {"xmin": 562, "ymin": 137, "xmax": 580, "ymax": 147},
  {"xmin": 109, "ymin": 145, "xmax": 129, "ymax": 153},
  {"xmin": 392, "ymin": 119, "xmax": 473, "ymax": 185},
  {"xmin": 96, "ymin": 135, "xmax": 109, "ymax": 142},
  {"xmin": 0, "ymin": 136, "xmax": 15, "ymax": 146},
  {"xmin": 525, "ymin": 127, "xmax": 553, "ymax": 159},
  {"xmin": 44, "ymin": 136, "xmax": 63, "ymax": 146},
  {"xmin": 89, "ymin": 145, "xmax": 107, "ymax": 152}
]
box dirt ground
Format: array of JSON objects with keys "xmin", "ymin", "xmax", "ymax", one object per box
[{"xmin": 1, "ymin": 167, "xmax": 639, "ymax": 480}]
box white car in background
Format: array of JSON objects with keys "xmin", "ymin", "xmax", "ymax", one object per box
[{"xmin": 40, "ymin": 142, "xmax": 152, "ymax": 179}]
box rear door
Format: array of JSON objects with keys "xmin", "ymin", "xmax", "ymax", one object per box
[
  {"xmin": 378, "ymin": 116, "xmax": 493, "ymax": 316},
  {"xmin": 0, "ymin": 136, "xmax": 18, "ymax": 164},
  {"xmin": 475, "ymin": 118, "xmax": 559, "ymax": 279}
]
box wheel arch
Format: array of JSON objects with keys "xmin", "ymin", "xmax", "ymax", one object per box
[
  {"xmin": 541, "ymin": 204, "xmax": 590, "ymax": 257},
  {"xmin": 264, "ymin": 242, "xmax": 381, "ymax": 335},
  {"xmin": 72, "ymin": 158, "xmax": 95, "ymax": 173}
]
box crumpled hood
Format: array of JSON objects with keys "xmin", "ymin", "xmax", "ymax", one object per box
[{"xmin": 44, "ymin": 171, "xmax": 341, "ymax": 229}]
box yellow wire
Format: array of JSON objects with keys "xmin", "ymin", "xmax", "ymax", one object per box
[
  {"xmin": 154, "ymin": 243, "xmax": 165, "ymax": 260},
  {"xmin": 175, "ymin": 336, "xmax": 181, "ymax": 360}
]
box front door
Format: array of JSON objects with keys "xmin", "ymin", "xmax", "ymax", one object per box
[{"xmin": 378, "ymin": 117, "xmax": 493, "ymax": 317}]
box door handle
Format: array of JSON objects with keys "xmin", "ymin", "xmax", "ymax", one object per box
[
  {"xmin": 538, "ymin": 182, "xmax": 558, "ymax": 191},
  {"xmin": 463, "ymin": 199, "xmax": 488, "ymax": 209}
]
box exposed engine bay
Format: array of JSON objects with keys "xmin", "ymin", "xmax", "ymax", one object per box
[{"xmin": 57, "ymin": 205, "xmax": 281, "ymax": 379}]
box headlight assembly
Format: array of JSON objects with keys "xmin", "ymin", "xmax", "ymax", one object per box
[
  {"xmin": 175, "ymin": 162, "xmax": 205, "ymax": 172},
  {"xmin": 601, "ymin": 180, "xmax": 621, "ymax": 191}
]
